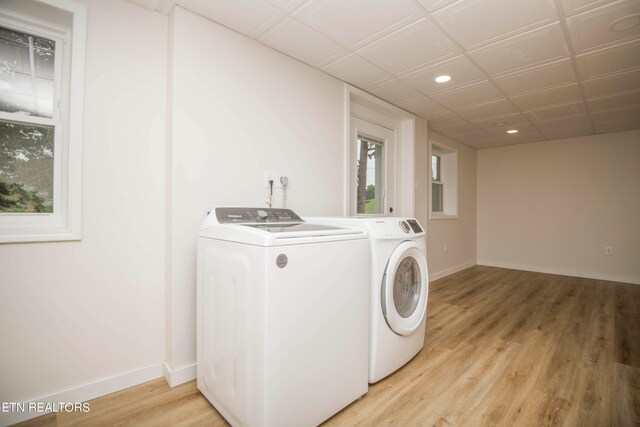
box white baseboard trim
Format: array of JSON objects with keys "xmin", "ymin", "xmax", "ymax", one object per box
[
  {"xmin": 1, "ymin": 362, "xmax": 164, "ymax": 426},
  {"xmin": 477, "ymin": 260, "xmax": 640, "ymax": 285},
  {"xmin": 429, "ymin": 260, "xmax": 477, "ymax": 282},
  {"xmin": 163, "ymin": 361, "xmax": 196, "ymax": 387}
]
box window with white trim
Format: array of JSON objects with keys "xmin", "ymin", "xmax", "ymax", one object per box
[
  {"xmin": 430, "ymin": 142, "xmax": 457, "ymax": 219},
  {"xmin": 349, "ymin": 115, "xmax": 395, "ymax": 216},
  {"xmin": 0, "ymin": 0, "xmax": 86, "ymax": 243}
]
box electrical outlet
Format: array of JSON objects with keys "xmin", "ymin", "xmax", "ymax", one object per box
[
  {"xmin": 444, "ymin": 243, "xmax": 448, "ymax": 252},
  {"xmin": 264, "ymin": 170, "xmax": 276, "ymax": 188},
  {"xmin": 605, "ymin": 246, "xmax": 613, "ymax": 256}
]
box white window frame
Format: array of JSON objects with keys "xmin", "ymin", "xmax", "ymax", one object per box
[
  {"xmin": 429, "ymin": 142, "xmax": 458, "ymax": 220},
  {"xmin": 349, "ymin": 115, "xmax": 395, "ymax": 216},
  {"xmin": 0, "ymin": 0, "xmax": 86, "ymax": 243},
  {"xmin": 344, "ymin": 85, "xmax": 416, "ymax": 218}
]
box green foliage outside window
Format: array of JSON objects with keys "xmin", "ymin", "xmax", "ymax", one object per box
[
  {"xmin": 0, "ymin": 181, "xmax": 50, "ymax": 212},
  {"xmin": 0, "ymin": 120, "xmax": 54, "ymax": 213}
]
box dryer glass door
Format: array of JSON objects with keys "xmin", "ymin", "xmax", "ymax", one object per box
[
  {"xmin": 382, "ymin": 241, "xmax": 428, "ymax": 336},
  {"xmin": 394, "ymin": 256, "xmax": 421, "ymax": 318}
]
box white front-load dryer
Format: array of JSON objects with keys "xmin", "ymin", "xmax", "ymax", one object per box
[
  {"xmin": 369, "ymin": 218, "xmax": 428, "ymax": 383},
  {"xmin": 307, "ymin": 217, "xmax": 429, "ymax": 383}
]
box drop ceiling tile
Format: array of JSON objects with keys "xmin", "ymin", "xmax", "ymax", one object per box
[
  {"xmin": 469, "ymin": 23, "xmax": 569, "ymax": 77},
  {"xmin": 454, "ymin": 132, "xmax": 498, "ymax": 148},
  {"xmin": 560, "ymin": 0, "xmax": 614, "ymax": 17},
  {"xmin": 264, "ymin": 0, "xmax": 307, "ymax": 12},
  {"xmin": 399, "ymin": 55, "xmax": 486, "ymax": 95},
  {"xmin": 511, "ymin": 83, "xmax": 583, "ymax": 111},
  {"xmin": 473, "ymin": 113, "xmax": 532, "ymax": 132},
  {"xmin": 587, "ymin": 91, "xmax": 640, "ymax": 112},
  {"xmin": 398, "ymin": 97, "xmax": 447, "ymax": 118},
  {"xmin": 180, "ymin": 0, "xmax": 285, "ymax": 38},
  {"xmin": 499, "ymin": 131, "xmax": 547, "ymax": 145},
  {"xmin": 526, "ymin": 102, "xmax": 587, "ymax": 122},
  {"xmin": 493, "ymin": 59, "xmax": 578, "ymax": 96},
  {"xmin": 535, "ymin": 115, "xmax": 594, "ymax": 139},
  {"xmin": 321, "ymin": 54, "xmax": 390, "ymax": 87},
  {"xmin": 430, "ymin": 80, "xmax": 504, "ymax": 110},
  {"xmin": 294, "ymin": 0, "xmax": 424, "ymax": 49},
  {"xmin": 575, "ymin": 39, "xmax": 640, "ymax": 79},
  {"xmin": 582, "ymin": 69, "xmax": 640, "ymax": 98},
  {"xmin": 591, "ymin": 106, "xmax": 640, "ymax": 132},
  {"xmin": 365, "ymin": 79, "xmax": 425, "ymax": 105},
  {"xmin": 416, "ymin": 0, "xmax": 458, "ymax": 13},
  {"xmin": 260, "ymin": 18, "xmax": 348, "ymax": 67},
  {"xmin": 436, "ymin": 123, "xmax": 483, "ymax": 137},
  {"xmin": 474, "ymin": 139, "xmax": 508, "ymax": 148},
  {"xmin": 486, "ymin": 123, "xmax": 542, "ymax": 138},
  {"xmin": 542, "ymin": 126, "xmax": 594, "ymax": 139},
  {"xmin": 535, "ymin": 114, "xmax": 593, "ymax": 132},
  {"xmin": 431, "ymin": 0, "xmax": 558, "ymax": 51},
  {"xmin": 357, "ymin": 18, "xmax": 460, "ymax": 75},
  {"xmin": 567, "ymin": 0, "xmax": 640, "ymax": 54},
  {"xmin": 454, "ymin": 99, "xmax": 519, "ymax": 122},
  {"xmin": 427, "ymin": 111, "xmax": 468, "ymax": 130}
]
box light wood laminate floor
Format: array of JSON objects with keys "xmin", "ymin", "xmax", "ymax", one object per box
[{"xmin": 16, "ymin": 266, "xmax": 640, "ymax": 426}]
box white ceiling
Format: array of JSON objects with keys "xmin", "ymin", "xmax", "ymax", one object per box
[{"xmin": 131, "ymin": 0, "xmax": 640, "ymax": 148}]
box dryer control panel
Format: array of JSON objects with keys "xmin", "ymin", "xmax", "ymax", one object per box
[
  {"xmin": 215, "ymin": 207, "xmax": 303, "ymax": 224},
  {"xmin": 399, "ymin": 219, "xmax": 423, "ymax": 234},
  {"xmin": 407, "ymin": 219, "xmax": 423, "ymax": 233}
]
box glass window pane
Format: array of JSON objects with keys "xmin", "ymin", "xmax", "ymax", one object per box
[
  {"xmin": 432, "ymin": 183, "xmax": 443, "ymax": 213},
  {"xmin": 0, "ymin": 26, "xmax": 56, "ymax": 118},
  {"xmin": 356, "ymin": 135, "xmax": 384, "ymax": 215},
  {"xmin": 0, "ymin": 119, "xmax": 54, "ymax": 213},
  {"xmin": 431, "ymin": 155, "xmax": 440, "ymax": 182}
]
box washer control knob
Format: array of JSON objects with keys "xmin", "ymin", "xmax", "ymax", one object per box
[
  {"xmin": 400, "ymin": 220, "xmax": 411, "ymax": 233},
  {"xmin": 257, "ymin": 210, "xmax": 268, "ymax": 221}
]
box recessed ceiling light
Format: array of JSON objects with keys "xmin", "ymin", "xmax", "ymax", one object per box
[
  {"xmin": 507, "ymin": 129, "xmax": 518, "ymax": 134},
  {"xmin": 494, "ymin": 121, "xmax": 509, "ymax": 126},
  {"xmin": 434, "ymin": 75, "xmax": 451, "ymax": 83},
  {"xmin": 610, "ymin": 14, "xmax": 640, "ymax": 32}
]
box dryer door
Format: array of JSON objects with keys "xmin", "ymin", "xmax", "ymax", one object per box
[{"xmin": 381, "ymin": 241, "xmax": 429, "ymax": 336}]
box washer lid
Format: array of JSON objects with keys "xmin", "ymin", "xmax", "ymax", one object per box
[
  {"xmin": 381, "ymin": 241, "xmax": 429, "ymax": 336},
  {"xmin": 243, "ymin": 223, "xmax": 343, "ymax": 233},
  {"xmin": 200, "ymin": 207, "xmax": 367, "ymax": 246}
]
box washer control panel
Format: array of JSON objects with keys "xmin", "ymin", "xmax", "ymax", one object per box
[{"xmin": 215, "ymin": 207, "xmax": 303, "ymax": 224}]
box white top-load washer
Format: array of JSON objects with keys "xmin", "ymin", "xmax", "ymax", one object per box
[
  {"xmin": 307, "ymin": 216, "xmax": 429, "ymax": 383},
  {"xmin": 197, "ymin": 207, "xmax": 369, "ymax": 427}
]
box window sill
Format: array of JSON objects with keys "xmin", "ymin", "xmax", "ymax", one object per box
[
  {"xmin": 429, "ymin": 213, "xmax": 458, "ymax": 220},
  {"xmin": 0, "ymin": 222, "xmax": 81, "ymax": 243}
]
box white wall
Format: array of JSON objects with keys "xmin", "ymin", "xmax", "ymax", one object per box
[
  {"xmin": 477, "ymin": 129, "xmax": 640, "ymax": 284},
  {"xmin": 0, "ymin": 0, "xmax": 167, "ymax": 424},
  {"xmin": 165, "ymin": 7, "xmax": 347, "ymax": 378},
  {"xmin": 415, "ymin": 124, "xmax": 477, "ymax": 280}
]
